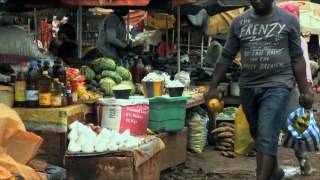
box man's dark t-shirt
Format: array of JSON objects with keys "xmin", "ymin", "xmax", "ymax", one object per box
[{"xmin": 218, "ymin": 7, "xmax": 304, "ymax": 89}]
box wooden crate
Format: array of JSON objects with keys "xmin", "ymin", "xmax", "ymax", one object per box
[
  {"xmin": 156, "ymin": 128, "xmax": 188, "ymax": 171},
  {"xmin": 15, "ymin": 104, "xmax": 96, "ymax": 166},
  {"xmin": 65, "ymin": 152, "xmax": 161, "ymax": 180}
]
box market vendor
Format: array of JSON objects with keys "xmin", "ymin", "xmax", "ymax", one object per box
[
  {"xmin": 157, "ymin": 34, "xmax": 176, "ymax": 58},
  {"xmin": 49, "ymin": 23, "xmax": 78, "ymax": 65},
  {"xmin": 96, "ymin": 9, "xmax": 132, "ymax": 59}
]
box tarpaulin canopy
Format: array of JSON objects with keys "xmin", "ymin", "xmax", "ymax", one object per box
[
  {"xmin": 206, "ymin": 7, "xmax": 245, "ymax": 36},
  {"xmin": 145, "ymin": 7, "xmax": 244, "ymax": 36},
  {"xmin": 62, "ymin": 0, "xmax": 150, "ymax": 7},
  {"xmin": 3, "ymin": 0, "xmax": 150, "ymax": 9},
  {"xmin": 142, "ymin": 0, "xmax": 197, "ymax": 13},
  {"xmin": 278, "ymin": 1, "xmax": 320, "ymax": 34},
  {"xmin": 174, "ymin": 0, "xmax": 249, "ymax": 16}
]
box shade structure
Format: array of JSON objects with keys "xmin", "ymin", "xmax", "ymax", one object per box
[
  {"xmin": 174, "ymin": 0, "xmax": 249, "ymax": 17},
  {"xmin": 62, "ymin": 0, "xmax": 150, "ymax": 7},
  {"xmin": 123, "ymin": 10, "xmax": 148, "ymax": 26},
  {"xmin": 277, "ymin": 1, "xmax": 320, "ymax": 35},
  {"xmin": 206, "ymin": 8, "xmax": 245, "ymax": 36}
]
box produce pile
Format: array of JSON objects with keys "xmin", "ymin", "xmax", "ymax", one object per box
[
  {"xmin": 216, "ymin": 107, "xmax": 237, "ymax": 119},
  {"xmin": 291, "ymin": 111, "xmax": 310, "ymax": 134},
  {"xmin": 211, "ymin": 122, "xmax": 236, "ymax": 158},
  {"xmin": 80, "ymin": 57, "xmax": 135, "ymax": 97},
  {"xmin": 67, "ymin": 121, "xmax": 142, "ymax": 153}
]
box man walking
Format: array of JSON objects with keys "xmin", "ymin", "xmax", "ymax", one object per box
[{"xmin": 205, "ymin": 0, "xmax": 314, "ymax": 179}]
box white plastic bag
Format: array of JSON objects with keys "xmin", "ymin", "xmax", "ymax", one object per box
[{"xmin": 174, "ymin": 71, "xmax": 190, "ymax": 87}]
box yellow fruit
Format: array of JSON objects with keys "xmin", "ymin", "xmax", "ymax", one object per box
[
  {"xmin": 208, "ymin": 98, "xmax": 224, "ymax": 113},
  {"xmin": 198, "ymin": 86, "xmax": 207, "ymax": 93}
]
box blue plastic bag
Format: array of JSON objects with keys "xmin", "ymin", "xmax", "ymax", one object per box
[{"xmin": 282, "ymin": 107, "xmax": 320, "ymax": 151}]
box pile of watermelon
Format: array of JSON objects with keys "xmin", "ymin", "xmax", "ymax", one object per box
[{"xmin": 80, "ymin": 57, "xmax": 135, "ymax": 96}]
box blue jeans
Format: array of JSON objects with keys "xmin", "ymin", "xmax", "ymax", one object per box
[{"xmin": 240, "ymin": 87, "xmax": 290, "ymax": 156}]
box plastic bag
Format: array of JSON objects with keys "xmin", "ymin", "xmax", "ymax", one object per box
[
  {"xmin": 186, "ymin": 106, "xmax": 209, "ymax": 153},
  {"xmin": 174, "ymin": 71, "xmax": 190, "ymax": 87},
  {"xmin": 0, "ymin": 104, "xmax": 45, "ymax": 179},
  {"xmin": 234, "ymin": 105, "xmax": 254, "ymax": 155},
  {"xmin": 282, "ymin": 107, "xmax": 320, "ymax": 151}
]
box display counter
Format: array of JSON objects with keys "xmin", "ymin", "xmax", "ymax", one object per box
[{"xmin": 14, "ymin": 104, "xmax": 94, "ymax": 133}]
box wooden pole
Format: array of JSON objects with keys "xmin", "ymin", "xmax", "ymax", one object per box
[
  {"xmin": 34, "ymin": 8, "xmax": 38, "ymax": 43},
  {"xmin": 187, "ymin": 31, "xmax": 190, "ymax": 54},
  {"xmin": 201, "ymin": 35, "xmax": 204, "ymax": 66},
  {"xmin": 166, "ymin": 16, "xmax": 169, "ymax": 58},
  {"xmin": 177, "ymin": 6, "xmax": 181, "ymax": 72},
  {"xmin": 127, "ymin": 11, "xmax": 130, "ymax": 43},
  {"xmin": 77, "ymin": 5, "xmax": 83, "ymax": 59}
]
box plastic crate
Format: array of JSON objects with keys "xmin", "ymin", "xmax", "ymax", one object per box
[{"xmin": 148, "ymin": 96, "xmax": 191, "ymax": 132}]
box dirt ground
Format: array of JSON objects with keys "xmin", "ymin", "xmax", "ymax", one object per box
[
  {"xmin": 160, "ymin": 146, "xmax": 320, "ymax": 180},
  {"xmin": 160, "ymin": 94, "xmax": 320, "ymax": 180}
]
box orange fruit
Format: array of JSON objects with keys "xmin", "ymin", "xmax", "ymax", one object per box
[
  {"xmin": 208, "ymin": 98, "xmax": 224, "ymax": 113},
  {"xmin": 198, "ymin": 86, "xmax": 207, "ymax": 93}
]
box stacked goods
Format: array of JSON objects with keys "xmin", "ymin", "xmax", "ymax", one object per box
[
  {"xmin": 80, "ymin": 57, "xmax": 135, "ymax": 97},
  {"xmin": 211, "ymin": 122, "xmax": 236, "ymax": 158},
  {"xmin": 67, "ymin": 121, "xmax": 141, "ymax": 153},
  {"xmin": 66, "ymin": 68, "xmax": 102, "ymax": 102}
]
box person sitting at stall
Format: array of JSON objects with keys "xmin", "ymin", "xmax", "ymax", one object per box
[
  {"xmin": 157, "ymin": 34, "xmax": 176, "ymax": 58},
  {"xmin": 49, "ymin": 23, "xmax": 78, "ymax": 65},
  {"xmin": 96, "ymin": 9, "xmax": 132, "ymax": 60}
]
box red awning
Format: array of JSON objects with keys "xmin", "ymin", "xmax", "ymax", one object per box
[{"xmin": 62, "ymin": 0, "xmax": 150, "ymax": 6}]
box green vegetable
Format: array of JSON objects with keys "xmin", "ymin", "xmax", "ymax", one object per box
[
  {"xmin": 115, "ymin": 66, "xmax": 132, "ymax": 81},
  {"xmin": 100, "ymin": 77, "xmax": 116, "ymax": 96},
  {"xmin": 101, "ymin": 70, "xmax": 122, "ymax": 84},
  {"xmin": 119, "ymin": 81, "xmax": 135, "ymax": 95},
  {"xmin": 86, "ymin": 84, "xmax": 94, "ymax": 91},
  {"xmin": 92, "ymin": 57, "xmax": 116, "ymax": 74},
  {"xmin": 94, "ymin": 74, "xmax": 102, "ymax": 82},
  {"xmin": 80, "ymin": 66, "xmax": 96, "ymax": 81}
]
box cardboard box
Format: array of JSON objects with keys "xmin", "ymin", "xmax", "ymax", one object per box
[{"xmin": 65, "ymin": 152, "xmax": 161, "ymax": 180}]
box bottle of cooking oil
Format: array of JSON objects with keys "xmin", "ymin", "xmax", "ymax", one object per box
[
  {"xmin": 39, "ymin": 71, "xmax": 52, "ymax": 108},
  {"xmin": 26, "ymin": 60, "xmax": 40, "ymax": 108},
  {"xmin": 61, "ymin": 83, "xmax": 68, "ymax": 107},
  {"xmin": 14, "ymin": 62, "xmax": 28, "ymax": 107},
  {"xmin": 51, "ymin": 78, "xmax": 62, "ymax": 107}
]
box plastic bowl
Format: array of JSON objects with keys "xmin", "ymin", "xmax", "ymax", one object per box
[
  {"xmin": 113, "ymin": 89, "xmax": 131, "ymax": 99},
  {"xmin": 168, "ymin": 87, "xmax": 184, "ymax": 97}
]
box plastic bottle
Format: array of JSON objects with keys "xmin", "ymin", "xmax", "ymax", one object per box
[
  {"xmin": 51, "ymin": 78, "xmax": 62, "ymax": 107},
  {"xmin": 53, "ymin": 59, "xmax": 66, "ymax": 85},
  {"xmin": 26, "ymin": 60, "xmax": 40, "ymax": 108},
  {"xmin": 66, "ymin": 81, "xmax": 73, "ymax": 105},
  {"xmin": 42, "ymin": 60, "xmax": 53, "ymax": 77},
  {"xmin": 131, "ymin": 56, "xmax": 144, "ymax": 84},
  {"xmin": 37, "ymin": 60, "xmax": 42, "ymax": 70},
  {"xmin": 14, "ymin": 62, "xmax": 28, "ymax": 107},
  {"xmin": 123, "ymin": 59, "xmax": 130, "ymax": 70},
  {"xmin": 61, "ymin": 83, "xmax": 68, "ymax": 107},
  {"xmin": 39, "ymin": 71, "xmax": 52, "ymax": 108}
]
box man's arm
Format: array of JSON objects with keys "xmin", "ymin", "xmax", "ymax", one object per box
[
  {"xmin": 107, "ymin": 28, "xmax": 126, "ymax": 49},
  {"xmin": 206, "ymin": 18, "xmax": 239, "ymax": 104},
  {"xmin": 292, "ymin": 59, "xmax": 309, "ymax": 94}
]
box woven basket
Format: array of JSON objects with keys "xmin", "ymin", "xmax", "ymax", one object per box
[{"xmin": 0, "ymin": 85, "xmax": 14, "ymax": 107}]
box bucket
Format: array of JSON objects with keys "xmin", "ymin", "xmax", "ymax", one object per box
[{"xmin": 142, "ymin": 80, "xmax": 163, "ymax": 98}]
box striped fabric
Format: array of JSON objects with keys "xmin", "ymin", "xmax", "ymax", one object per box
[{"xmin": 283, "ymin": 107, "xmax": 320, "ymax": 151}]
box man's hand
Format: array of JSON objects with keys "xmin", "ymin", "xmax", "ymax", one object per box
[
  {"xmin": 299, "ymin": 89, "xmax": 314, "ymax": 110},
  {"xmin": 205, "ymin": 87, "xmax": 221, "ymax": 109}
]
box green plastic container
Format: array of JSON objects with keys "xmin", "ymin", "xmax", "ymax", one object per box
[{"xmin": 148, "ymin": 96, "xmax": 191, "ymax": 132}]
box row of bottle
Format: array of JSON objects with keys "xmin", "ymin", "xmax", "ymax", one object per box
[
  {"xmin": 14, "ymin": 59, "xmax": 75, "ymax": 108},
  {"xmin": 119, "ymin": 55, "xmax": 151, "ymax": 84}
]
